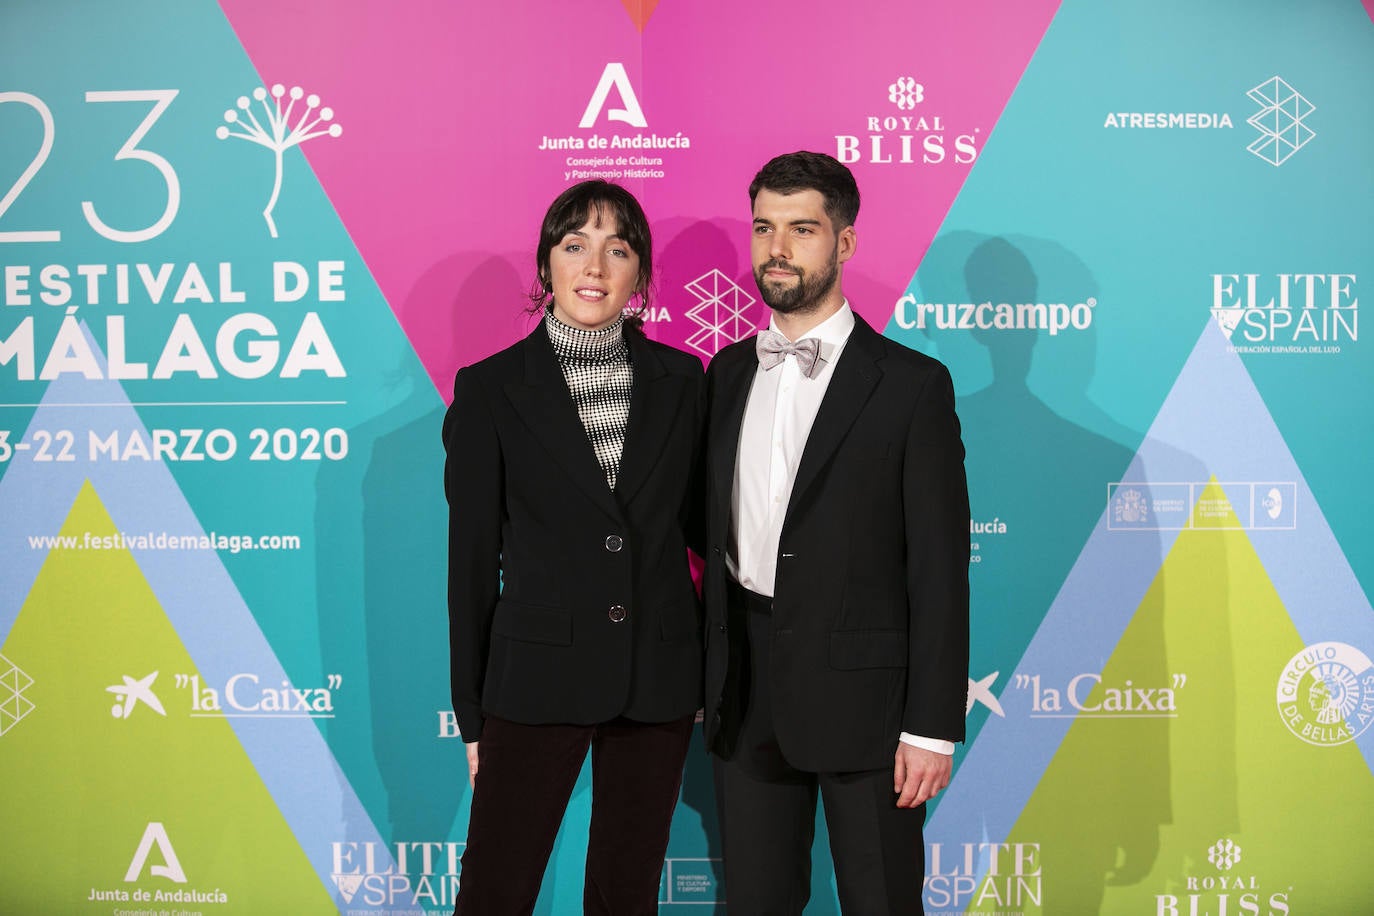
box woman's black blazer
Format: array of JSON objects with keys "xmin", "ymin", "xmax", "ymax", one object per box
[{"xmin": 443, "ymin": 321, "xmax": 705, "ymax": 741}]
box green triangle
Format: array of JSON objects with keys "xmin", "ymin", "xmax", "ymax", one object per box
[
  {"xmin": 968, "ymin": 480, "xmax": 1374, "ymax": 913},
  {"xmin": 0, "ymin": 481, "xmax": 336, "ymax": 913}
]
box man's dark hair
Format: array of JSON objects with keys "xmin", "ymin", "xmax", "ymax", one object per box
[{"xmin": 748, "ymin": 151, "xmax": 860, "ymax": 230}]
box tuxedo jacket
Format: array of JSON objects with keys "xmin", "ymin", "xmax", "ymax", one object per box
[
  {"xmin": 443, "ymin": 321, "xmax": 705, "ymax": 742},
  {"xmin": 702, "ymin": 314, "xmax": 970, "ymax": 773}
]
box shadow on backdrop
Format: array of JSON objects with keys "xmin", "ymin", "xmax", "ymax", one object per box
[
  {"xmin": 908, "ymin": 232, "xmax": 1234, "ymax": 909},
  {"xmin": 312, "ymin": 253, "xmax": 529, "ymax": 895}
]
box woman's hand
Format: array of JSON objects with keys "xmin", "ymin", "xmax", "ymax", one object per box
[{"xmin": 465, "ymin": 741, "xmax": 480, "ymax": 787}]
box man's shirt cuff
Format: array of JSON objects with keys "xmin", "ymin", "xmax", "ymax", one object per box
[{"xmin": 900, "ymin": 732, "xmax": 955, "ymax": 755}]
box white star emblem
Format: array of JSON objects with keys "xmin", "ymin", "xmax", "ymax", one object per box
[{"xmin": 966, "ymin": 671, "xmax": 1004, "ymax": 717}]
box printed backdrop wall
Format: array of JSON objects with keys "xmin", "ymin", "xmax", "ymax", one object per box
[{"xmin": 2, "ymin": 0, "xmax": 1372, "ymax": 912}]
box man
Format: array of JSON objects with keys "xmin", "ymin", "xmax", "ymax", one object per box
[{"xmin": 703, "ymin": 151, "xmax": 970, "ymax": 914}]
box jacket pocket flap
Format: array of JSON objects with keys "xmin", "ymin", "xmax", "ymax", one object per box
[
  {"xmin": 491, "ymin": 602, "xmax": 572, "ymax": 646},
  {"xmin": 829, "ymin": 630, "xmax": 906, "ymax": 670}
]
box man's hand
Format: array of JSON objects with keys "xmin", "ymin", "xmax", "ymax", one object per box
[
  {"xmin": 465, "ymin": 741, "xmax": 479, "ymax": 788},
  {"xmin": 893, "ymin": 743, "xmax": 951, "ymax": 808}
]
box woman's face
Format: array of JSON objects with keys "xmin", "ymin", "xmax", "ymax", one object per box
[{"xmin": 547, "ymin": 207, "xmax": 642, "ymax": 331}]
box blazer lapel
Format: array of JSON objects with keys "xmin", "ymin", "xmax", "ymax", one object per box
[
  {"xmin": 786, "ymin": 315, "xmax": 883, "ymax": 520},
  {"xmin": 709, "ymin": 342, "xmax": 757, "ymax": 526},
  {"xmin": 503, "ymin": 324, "xmax": 624, "ymax": 521},
  {"xmin": 613, "ymin": 331, "xmax": 677, "ymax": 506}
]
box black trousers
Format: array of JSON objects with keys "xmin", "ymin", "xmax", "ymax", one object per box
[
  {"xmin": 454, "ymin": 713, "xmax": 694, "ymax": 916},
  {"xmin": 715, "ymin": 582, "xmax": 927, "ymax": 915}
]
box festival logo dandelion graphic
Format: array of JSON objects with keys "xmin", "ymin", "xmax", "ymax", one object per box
[{"xmin": 216, "ymin": 84, "xmax": 342, "ymax": 237}]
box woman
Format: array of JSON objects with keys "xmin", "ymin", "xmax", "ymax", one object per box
[{"xmin": 442, "ymin": 180, "xmax": 704, "ymax": 914}]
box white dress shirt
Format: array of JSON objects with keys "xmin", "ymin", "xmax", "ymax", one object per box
[{"xmin": 728, "ymin": 303, "xmax": 953, "ymax": 756}]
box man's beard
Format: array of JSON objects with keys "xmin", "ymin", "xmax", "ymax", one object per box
[{"xmin": 754, "ymin": 251, "xmax": 839, "ymax": 314}]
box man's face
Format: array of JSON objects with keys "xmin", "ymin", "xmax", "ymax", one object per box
[{"xmin": 750, "ymin": 188, "xmax": 854, "ymax": 315}]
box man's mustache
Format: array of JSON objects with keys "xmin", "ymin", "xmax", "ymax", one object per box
[{"xmin": 758, "ymin": 260, "xmax": 801, "ymax": 277}]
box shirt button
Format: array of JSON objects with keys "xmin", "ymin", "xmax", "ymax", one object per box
[
  {"xmin": 605, "ymin": 534, "xmax": 624, "ymax": 552},
  {"xmin": 608, "ymin": 605, "xmax": 627, "ymax": 623}
]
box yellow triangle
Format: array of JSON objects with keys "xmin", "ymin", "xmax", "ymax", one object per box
[
  {"xmin": 966, "ymin": 481, "xmax": 1374, "ymax": 912},
  {"xmin": 0, "ymin": 481, "xmax": 336, "ymax": 911}
]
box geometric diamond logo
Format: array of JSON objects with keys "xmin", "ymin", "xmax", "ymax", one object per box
[
  {"xmin": 1207, "ymin": 837, "xmax": 1243, "ymax": 871},
  {"xmin": 1246, "ymin": 76, "xmax": 1315, "ymax": 167},
  {"xmin": 683, "ymin": 268, "xmax": 760, "ymax": 357},
  {"xmin": 0, "ymin": 653, "xmax": 36, "ymax": 737}
]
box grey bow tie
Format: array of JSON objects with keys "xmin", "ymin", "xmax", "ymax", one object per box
[{"xmin": 756, "ymin": 329, "xmax": 823, "ymax": 378}]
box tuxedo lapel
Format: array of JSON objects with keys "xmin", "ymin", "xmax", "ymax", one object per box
[
  {"xmin": 503, "ymin": 324, "xmax": 623, "ymax": 521},
  {"xmin": 786, "ymin": 316, "xmax": 883, "ymax": 521},
  {"xmin": 709, "ymin": 342, "xmax": 757, "ymax": 524},
  {"xmin": 613, "ymin": 331, "xmax": 678, "ymax": 506}
]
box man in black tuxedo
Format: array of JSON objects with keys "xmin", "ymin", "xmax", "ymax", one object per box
[{"xmin": 703, "ymin": 151, "xmax": 970, "ymax": 914}]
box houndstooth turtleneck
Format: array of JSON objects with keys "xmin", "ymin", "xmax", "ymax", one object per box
[{"xmin": 545, "ymin": 309, "xmax": 633, "ymax": 490}]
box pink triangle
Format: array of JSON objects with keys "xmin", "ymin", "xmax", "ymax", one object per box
[{"xmin": 218, "ymin": 1, "xmax": 1061, "ymax": 395}]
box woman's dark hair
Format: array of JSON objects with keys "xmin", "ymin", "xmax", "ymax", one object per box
[{"xmin": 529, "ymin": 180, "xmax": 653, "ymax": 328}]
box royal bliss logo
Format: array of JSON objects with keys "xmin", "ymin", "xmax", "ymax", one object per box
[
  {"xmin": 1155, "ymin": 837, "xmax": 1291, "ymax": 915},
  {"xmin": 835, "ymin": 76, "xmax": 980, "ymax": 166}
]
